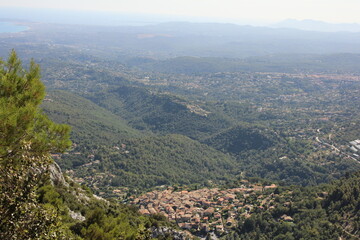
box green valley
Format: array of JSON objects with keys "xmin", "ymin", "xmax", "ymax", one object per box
[{"xmin": 1, "ymin": 17, "xmax": 360, "ymax": 239}]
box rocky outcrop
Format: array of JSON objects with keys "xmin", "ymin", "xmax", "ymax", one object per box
[
  {"xmin": 48, "ymin": 162, "xmax": 69, "ymax": 187},
  {"xmin": 69, "ymin": 210, "xmax": 86, "ymax": 221},
  {"xmin": 150, "ymin": 226, "xmax": 193, "ymax": 240}
]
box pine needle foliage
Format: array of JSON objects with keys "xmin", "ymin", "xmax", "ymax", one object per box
[{"xmin": 0, "ymin": 50, "xmax": 71, "ymax": 239}]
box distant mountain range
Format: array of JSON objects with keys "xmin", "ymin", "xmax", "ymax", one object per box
[
  {"xmin": 271, "ymin": 19, "xmax": 360, "ymax": 32},
  {"xmin": 2, "ymin": 10, "xmax": 360, "ymax": 59},
  {"xmin": 1, "ymin": 7, "xmax": 360, "ymax": 34}
]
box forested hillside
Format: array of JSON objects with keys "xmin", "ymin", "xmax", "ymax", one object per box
[
  {"xmin": 203, "ymin": 125, "xmax": 277, "ymax": 155},
  {"xmin": 42, "ymin": 90, "xmax": 140, "ymax": 145},
  {"xmin": 87, "ymin": 86, "xmax": 233, "ymax": 140},
  {"xmin": 41, "ymin": 89, "xmax": 239, "ymax": 193},
  {"xmin": 223, "ymin": 172, "xmax": 360, "ymax": 240},
  {"xmin": 68, "ymin": 134, "xmax": 237, "ymax": 192}
]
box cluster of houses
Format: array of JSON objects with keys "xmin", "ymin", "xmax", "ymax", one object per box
[{"xmin": 132, "ymin": 182, "xmax": 278, "ymax": 235}]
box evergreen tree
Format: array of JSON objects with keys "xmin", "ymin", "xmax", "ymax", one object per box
[{"xmin": 0, "ymin": 50, "xmax": 71, "ymax": 239}]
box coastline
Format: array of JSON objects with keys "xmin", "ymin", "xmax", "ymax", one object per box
[{"xmin": 0, "ymin": 21, "xmax": 29, "ymax": 33}]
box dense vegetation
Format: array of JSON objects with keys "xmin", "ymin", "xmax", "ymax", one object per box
[
  {"xmin": 42, "ymin": 90, "xmax": 140, "ymax": 145},
  {"xmin": 67, "ymin": 134, "xmax": 237, "ymax": 192},
  {"xmin": 223, "ymin": 172, "xmax": 360, "ymax": 240},
  {"xmin": 87, "ymin": 86, "xmax": 232, "ymax": 140},
  {"xmin": 37, "ymin": 179, "xmax": 171, "ymax": 240},
  {"xmin": 203, "ymin": 125, "xmax": 277, "ymax": 155},
  {"xmin": 0, "ymin": 51, "xmax": 71, "ymax": 239}
]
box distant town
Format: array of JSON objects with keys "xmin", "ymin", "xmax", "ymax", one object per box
[{"xmin": 132, "ymin": 181, "xmax": 280, "ymax": 237}]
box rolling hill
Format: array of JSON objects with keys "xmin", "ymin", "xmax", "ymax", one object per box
[
  {"xmin": 87, "ymin": 86, "xmax": 233, "ymax": 140},
  {"xmin": 72, "ymin": 134, "xmax": 238, "ymax": 191},
  {"xmin": 203, "ymin": 125, "xmax": 277, "ymax": 155},
  {"xmin": 42, "ymin": 90, "xmax": 141, "ymax": 145}
]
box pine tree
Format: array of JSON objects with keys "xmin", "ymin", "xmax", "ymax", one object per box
[{"xmin": 0, "ymin": 50, "xmax": 71, "ymax": 239}]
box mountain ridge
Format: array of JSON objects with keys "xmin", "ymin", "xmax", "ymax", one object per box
[{"xmin": 271, "ymin": 19, "xmax": 360, "ymax": 32}]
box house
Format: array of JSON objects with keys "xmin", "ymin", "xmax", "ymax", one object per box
[
  {"xmin": 350, "ymin": 140, "xmax": 360, "ymax": 150},
  {"xmin": 139, "ymin": 209, "xmax": 150, "ymax": 215},
  {"xmin": 215, "ymin": 224, "xmax": 224, "ymax": 233},
  {"xmin": 224, "ymin": 194, "xmax": 236, "ymax": 201},
  {"xmin": 181, "ymin": 214, "xmax": 192, "ymax": 222},
  {"xmin": 280, "ymin": 214, "xmax": 294, "ymax": 222},
  {"xmin": 179, "ymin": 223, "xmax": 191, "ymax": 230},
  {"xmin": 264, "ymin": 184, "xmax": 277, "ymax": 189},
  {"xmin": 200, "ymin": 223, "xmax": 210, "ymax": 232},
  {"xmin": 148, "ymin": 208, "xmax": 157, "ymax": 215},
  {"xmin": 350, "ymin": 146, "xmax": 358, "ymax": 152},
  {"xmin": 203, "ymin": 207, "xmax": 215, "ymax": 216},
  {"xmin": 193, "ymin": 216, "xmax": 201, "ymax": 224}
]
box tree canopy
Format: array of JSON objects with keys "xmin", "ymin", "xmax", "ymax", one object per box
[{"xmin": 0, "ymin": 50, "xmax": 71, "ymax": 239}]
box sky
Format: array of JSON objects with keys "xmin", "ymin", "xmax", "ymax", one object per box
[{"xmin": 1, "ymin": 0, "xmax": 360, "ymax": 25}]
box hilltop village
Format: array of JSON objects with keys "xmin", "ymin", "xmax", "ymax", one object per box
[{"xmin": 132, "ymin": 181, "xmax": 280, "ymax": 236}]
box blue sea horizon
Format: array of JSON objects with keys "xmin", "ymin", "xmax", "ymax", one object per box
[{"xmin": 0, "ymin": 22, "xmax": 28, "ymax": 33}]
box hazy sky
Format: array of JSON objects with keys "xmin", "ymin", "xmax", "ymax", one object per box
[{"xmin": 1, "ymin": 0, "xmax": 360, "ymax": 24}]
